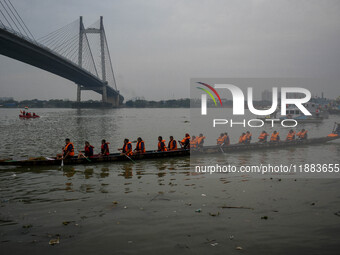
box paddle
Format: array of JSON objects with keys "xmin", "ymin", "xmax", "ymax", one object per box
[
  {"xmin": 124, "ymin": 154, "xmax": 136, "ymax": 164},
  {"xmin": 332, "ymin": 122, "xmax": 338, "ymax": 133},
  {"xmin": 78, "ymin": 151, "xmax": 91, "ymax": 162},
  {"xmin": 219, "ymin": 143, "xmax": 225, "ymax": 153},
  {"xmin": 117, "ymin": 146, "xmax": 135, "ymax": 163},
  {"xmin": 60, "ymin": 147, "xmax": 64, "ymax": 167}
]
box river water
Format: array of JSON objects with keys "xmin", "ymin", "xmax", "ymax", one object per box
[{"xmin": 0, "ymin": 108, "xmax": 340, "ymax": 254}]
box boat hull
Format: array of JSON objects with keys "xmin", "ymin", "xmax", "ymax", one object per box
[
  {"xmin": 0, "ymin": 149, "xmax": 190, "ymax": 166},
  {"xmin": 192, "ymin": 136, "xmax": 339, "ymax": 154},
  {"xmin": 328, "ymin": 109, "xmax": 340, "ymax": 115},
  {"xmin": 19, "ymin": 115, "xmax": 40, "ymax": 119}
]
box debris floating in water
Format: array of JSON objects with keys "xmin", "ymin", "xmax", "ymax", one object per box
[
  {"xmin": 221, "ymin": 205, "xmax": 253, "ymax": 210},
  {"xmin": 209, "ymin": 212, "xmax": 220, "ymax": 217},
  {"xmin": 49, "ymin": 236, "xmax": 60, "ymax": 246}
]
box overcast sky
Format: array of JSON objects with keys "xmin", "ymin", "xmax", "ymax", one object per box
[{"xmin": 0, "ymin": 0, "xmax": 340, "ymax": 101}]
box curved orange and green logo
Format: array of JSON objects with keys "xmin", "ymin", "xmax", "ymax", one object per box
[{"xmin": 196, "ymin": 82, "xmax": 223, "ymax": 106}]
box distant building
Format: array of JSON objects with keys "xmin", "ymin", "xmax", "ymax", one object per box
[
  {"xmin": 285, "ymin": 92, "xmax": 304, "ymax": 99},
  {"xmin": 261, "ymin": 90, "xmax": 273, "ymax": 101},
  {"xmin": 0, "ymin": 97, "xmax": 14, "ymax": 102},
  {"xmin": 262, "ymin": 89, "xmax": 305, "ymax": 102}
]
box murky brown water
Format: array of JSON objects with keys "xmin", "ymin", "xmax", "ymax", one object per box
[{"xmin": 0, "ymin": 108, "xmax": 340, "ymax": 254}]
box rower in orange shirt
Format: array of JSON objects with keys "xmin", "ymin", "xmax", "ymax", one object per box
[
  {"xmin": 168, "ymin": 136, "xmax": 177, "ymax": 151},
  {"xmin": 286, "ymin": 129, "xmax": 296, "ymax": 141},
  {"xmin": 179, "ymin": 133, "xmax": 190, "ymax": 149},
  {"xmin": 245, "ymin": 131, "xmax": 252, "ymax": 144},
  {"xmin": 197, "ymin": 133, "xmax": 205, "ymax": 148},
  {"xmin": 100, "ymin": 139, "xmax": 110, "ymax": 156},
  {"xmin": 57, "ymin": 138, "xmax": 75, "ymax": 159},
  {"xmin": 190, "ymin": 135, "xmax": 198, "ymax": 149},
  {"xmin": 239, "ymin": 133, "xmax": 246, "ymax": 144},
  {"xmin": 217, "ymin": 133, "xmax": 225, "ymax": 145},
  {"xmin": 134, "ymin": 137, "xmax": 145, "ymax": 154},
  {"xmin": 157, "ymin": 136, "xmax": 167, "ymax": 152},
  {"xmin": 258, "ymin": 131, "xmax": 269, "ymax": 143},
  {"xmin": 297, "ymin": 129, "xmax": 308, "ymax": 140},
  {"xmin": 118, "ymin": 139, "xmax": 133, "ymax": 156},
  {"xmin": 270, "ymin": 131, "xmax": 280, "ymax": 142},
  {"xmin": 223, "ymin": 133, "xmax": 230, "ymax": 145}
]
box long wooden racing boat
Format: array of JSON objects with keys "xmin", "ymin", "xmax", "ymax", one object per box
[
  {"xmin": 0, "ymin": 135, "xmax": 339, "ymax": 166},
  {"xmin": 195, "ymin": 135, "xmax": 339, "ymax": 154},
  {"xmin": 0, "ymin": 149, "xmax": 190, "ymax": 167}
]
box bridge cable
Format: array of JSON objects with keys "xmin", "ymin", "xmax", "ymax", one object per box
[
  {"xmin": 42, "ymin": 28, "xmax": 73, "ymax": 48},
  {"xmin": 0, "ymin": 15, "xmax": 5, "ymax": 26},
  {"xmin": 0, "ymin": 1, "xmax": 23, "ymax": 36},
  {"xmin": 6, "ymin": 0, "xmax": 35, "ymax": 41},
  {"xmin": 104, "ymin": 29, "xmax": 118, "ymax": 90},
  {"xmin": 52, "ymin": 31, "xmax": 78, "ymax": 52},
  {"xmin": 58, "ymin": 35, "xmax": 79, "ymax": 58},
  {"xmin": 83, "ymin": 31, "xmax": 99, "ymax": 77},
  {"xmin": 38, "ymin": 19, "xmax": 78, "ymax": 42},
  {"xmin": 41, "ymin": 21, "xmax": 77, "ymax": 49},
  {"xmin": 81, "ymin": 42, "xmax": 95, "ymax": 75},
  {"xmin": 0, "ymin": 2, "xmax": 14, "ymax": 31},
  {"xmin": 3, "ymin": 0, "xmax": 32, "ymax": 40}
]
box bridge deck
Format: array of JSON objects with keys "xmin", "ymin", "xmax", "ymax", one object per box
[{"xmin": 0, "ymin": 27, "xmax": 123, "ymax": 103}]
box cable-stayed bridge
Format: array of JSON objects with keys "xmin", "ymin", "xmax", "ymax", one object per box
[{"xmin": 0, "ymin": 0, "xmax": 123, "ymax": 107}]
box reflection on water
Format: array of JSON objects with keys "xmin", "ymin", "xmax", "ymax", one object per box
[
  {"xmin": 0, "ymin": 108, "xmax": 340, "ymax": 254},
  {"xmin": 120, "ymin": 164, "xmax": 133, "ymax": 179}
]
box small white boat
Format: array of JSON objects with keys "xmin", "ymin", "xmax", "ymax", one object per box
[
  {"xmin": 279, "ymin": 102, "xmax": 328, "ymax": 123},
  {"xmin": 259, "ymin": 102, "xmax": 327, "ymax": 123}
]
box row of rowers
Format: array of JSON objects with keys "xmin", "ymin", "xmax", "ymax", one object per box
[
  {"xmin": 232, "ymin": 129, "xmax": 308, "ymax": 144},
  {"xmin": 57, "ymin": 130, "xmax": 307, "ymax": 159},
  {"xmin": 215, "ymin": 129, "xmax": 308, "ymax": 145},
  {"xmin": 57, "ymin": 134, "xmax": 193, "ymax": 159}
]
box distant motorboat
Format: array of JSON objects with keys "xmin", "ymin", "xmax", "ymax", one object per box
[{"xmin": 259, "ymin": 102, "xmax": 327, "ymax": 123}]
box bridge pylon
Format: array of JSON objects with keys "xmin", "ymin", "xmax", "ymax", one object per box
[{"xmin": 76, "ymin": 16, "xmax": 120, "ymax": 106}]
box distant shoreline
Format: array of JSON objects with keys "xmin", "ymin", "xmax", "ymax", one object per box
[{"xmin": 0, "ymin": 98, "xmax": 272, "ymax": 109}]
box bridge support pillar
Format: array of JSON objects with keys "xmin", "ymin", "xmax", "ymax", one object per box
[
  {"xmin": 107, "ymin": 94, "xmax": 119, "ymax": 107},
  {"xmin": 77, "ymin": 84, "xmax": 81, "ymax": 102},
  {"xmin": 102, "ymin": 85, "xmax": 107, "ymax": 103},
  {"xmin": 116, "ymin": 94, "xmax": 120, "ymax": 107}
]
